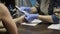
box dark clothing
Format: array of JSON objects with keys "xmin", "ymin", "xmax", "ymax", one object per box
[
  {"xmin": 0, "ymin": 0, "xmax": 15, "ymax": 8},
  {"xmin": 36, "ymin": 0, "xmax": 44, "ymax": 15},
  {"xmin": 36, "ymin": 0, "xmax": 59, "ymax": 24},
  {"xmin": 36, "ymin": 0, "xmax": 54, "ymax": 15},
  {"xmin": 0, "ymin": 0, "xmax": 16, "ymax": 18},
  {"xmin": 54, "ymin": 0, "xmax": 60, "ymax": 7},
  {"xmin": 36, "ymin": 0, "xmax": 60, "ymax": 15}
]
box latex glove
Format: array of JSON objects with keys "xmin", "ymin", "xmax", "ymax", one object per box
[
  {"xmin": 20, "ymin": 7, "xmax": 31, "ymax": 13},
  {"xmin": 25, "ymin": 14, "xmax": 39, "ymax": 22}
]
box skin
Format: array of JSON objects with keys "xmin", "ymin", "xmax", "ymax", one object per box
[
  {"xmin": 38, "ymin": 15, "xmax": 53, "ymax": 23},
  {"xmin": 0, "ymin": 3, "xmax": 18, "ymax": 34},
  {"xmin": 33, "ymin": 7, "xmax": 60, "ymax": 23},
  {"xmin": 0, "ymin": 0, "xmax": 60, "ymax": 28},
  {"xmin": 14, "ymin": 15, "xmax": 25, "ymax": 23},
  {"xmin": 30, "ymin": 7, "xmax": 54, "ymax": 23},
  {"xmin": 14, "ymin": 7, "xmax": 55, "ymax": 23}
]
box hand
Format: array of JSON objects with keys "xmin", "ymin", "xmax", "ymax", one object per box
[
  {"xmin": 20, "ymin": 7, "xmax": 31, "ymax": 13},
  {"xmin": 25, "ymin": 14, "xmax": 39, "ymax": 22}
]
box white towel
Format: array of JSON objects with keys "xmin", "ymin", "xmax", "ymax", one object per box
[
  {"xmin": 48, "ymin": 24, "xmax": 60, "ymax": 30},
  {"xmin": 21, "ymin": 19, "xmax": 42, "ymax": 26}
]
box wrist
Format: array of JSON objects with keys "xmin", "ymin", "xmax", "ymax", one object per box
[
  {"xmin": 31, "ymin": 7, "xmax": 37, "ymax": 14},
  {"xmin": 38, "ymin": 15, "xmax": 42, "ymax": 19}
]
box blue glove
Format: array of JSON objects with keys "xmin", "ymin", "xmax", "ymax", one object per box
[
  {"xmin": 25, "ymin": 14, "xmax": 39, "ymax": 22},
  {"xmin": 20, "ymin": 7, "xmax": 31, "ymax": 13}
]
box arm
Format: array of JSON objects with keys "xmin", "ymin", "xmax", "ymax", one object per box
[
  {"xmin": 38, "ymin": 15, "xmax": 53, "ymax": 23},
  {"xmin": 34, "ymin": 7, "xmax": 59, "ymax": 23},
  {"xmin": 0, "ymin": 3, "xmax": 18, "ymax": 34},
  {"xmin": 13, "ymin": 15, "xmax": 25, "ymax": 23},
  {"xmin": 25, "ymin": 14, "xmax": 59, "ymax": 23}
]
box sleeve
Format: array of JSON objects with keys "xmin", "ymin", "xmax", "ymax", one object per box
[
  {"xmin": 34, "ymin": 2, "xmax": 39, "ymax": 10},
  {"xmin": 34, "ymin": 2, "xmax": 44, "ymax": 14},
  {"xmin": 51, "ymin": 14, "xmax": 59, "ymax": 24}
]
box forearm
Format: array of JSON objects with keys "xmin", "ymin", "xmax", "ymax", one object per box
[
  {"xmin": 0, "ymin": 3, "xmax": 18, "ymax": 34},
  {"xmin": 2, "ymin": 17, "xmax": 18, "ymax": 34},
  {"xmin": 38, "ymin": 15, "xmax": 53, "ymax": 23},
  {"xmin": 13, "ymin": 15, "xmax": 25, "ymax": 23}
]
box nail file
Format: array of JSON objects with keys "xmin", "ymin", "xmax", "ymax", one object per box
[{"xmin": 16, "ymin": 6, "xmax": 29, "ymax": 15}]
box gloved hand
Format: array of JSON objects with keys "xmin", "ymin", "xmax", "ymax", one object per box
[
  {"xmin": 25, "ymin": 14, "xmax": 39, "ymax": 22},
  {"xmin": 20, "ymin": 7, "xmax": 31, "ymax": 13}
]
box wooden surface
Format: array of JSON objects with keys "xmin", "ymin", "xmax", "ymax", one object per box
[
  {"xmin": 17, "ymin": 23, "xmax": 60, "ymax": 34},
  {"xmin": 0, "ymin": 22, "xmax": 60, "ymax": 34}
]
